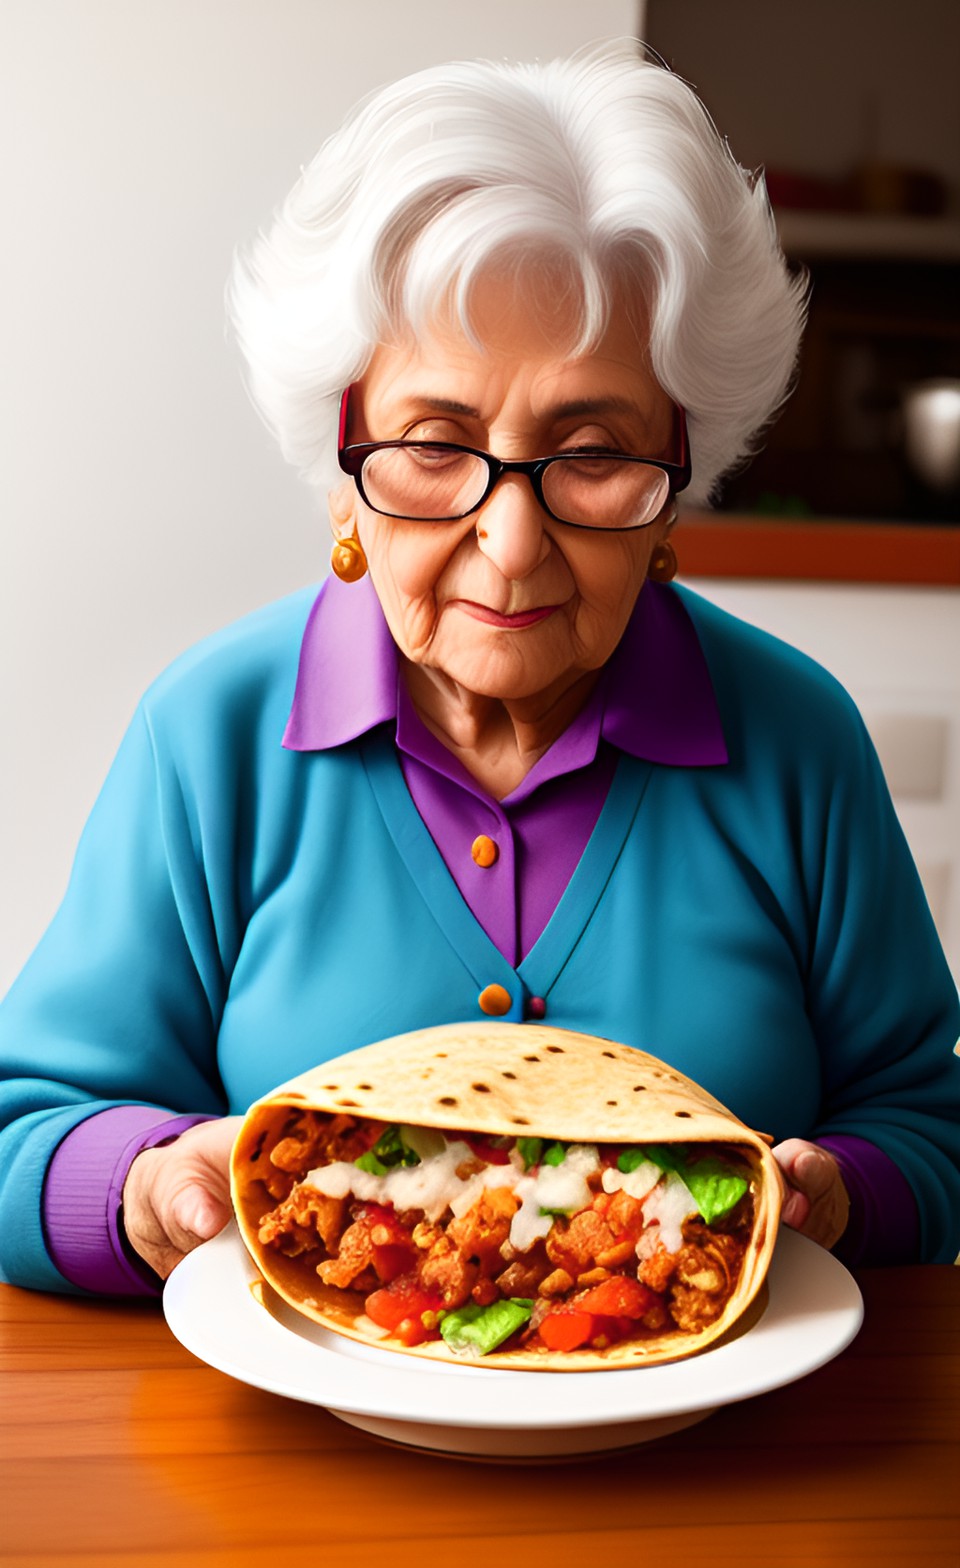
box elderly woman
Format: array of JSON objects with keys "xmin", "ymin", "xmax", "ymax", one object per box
[{"xmin": 1, "ymin": 45, "xmax": 958, "ymax": 1295}]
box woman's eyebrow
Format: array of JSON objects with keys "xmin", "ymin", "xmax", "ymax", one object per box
[
  {"xmin": 402, "ymin": 396, "xmax": 481, "ymax": 417},
  {"xmin": 547, "ymin": 396, "xmax": 646, "ymax": 422},
  {"xmin": 401, "ymin": 395, "xmax": 647, "ymax": 421}
]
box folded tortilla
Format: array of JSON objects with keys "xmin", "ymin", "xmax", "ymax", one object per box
[{"xmin": 231, "ymin": 1022, "xmax": 781, "ymax": 1369}]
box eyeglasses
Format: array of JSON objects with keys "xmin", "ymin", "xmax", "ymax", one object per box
[{"xmin": 337, "ymin": 388, "xmax": 690, "ymax": 531}]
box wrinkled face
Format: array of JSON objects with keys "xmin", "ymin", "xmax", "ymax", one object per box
[{"xmin": 331, "ymin": 274, "xmax": 676, "ymax": 706}]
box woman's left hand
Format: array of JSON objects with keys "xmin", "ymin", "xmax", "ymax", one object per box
[{"xmin": 773, "ymin": 1138, "xmax": 850, "ymax": 1250}]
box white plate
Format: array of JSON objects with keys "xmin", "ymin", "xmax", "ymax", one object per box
[{"xmin": 164, "ymin": 1223, "xmax": 862, "ymax": 1459}]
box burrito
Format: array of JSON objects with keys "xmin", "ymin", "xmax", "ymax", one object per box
[{"xmin": 231, "ymin": 1023, "xmax": 781, "ymax": 1369}]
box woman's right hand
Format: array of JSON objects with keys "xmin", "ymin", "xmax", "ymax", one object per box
[{"xmin": 121, "ymin": 1116, "xmax": 243, "ymax": 1279}]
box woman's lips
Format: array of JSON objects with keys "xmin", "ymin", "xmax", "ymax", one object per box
[{"xmin": 453, "ymin": 600, "xmax": 560, "ymax": 629}]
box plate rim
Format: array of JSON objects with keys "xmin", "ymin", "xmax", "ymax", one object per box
[{"xmin": 164, "ymin": 1222, "xmax": 863, "ymax": 1433}]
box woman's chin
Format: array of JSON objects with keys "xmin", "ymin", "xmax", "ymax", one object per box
[
  {"xmin": 412, "ymin": 606, "xmax": 593, "ymax": 703},
  {"xmin": 429, "ymin": 649, "xmax": 581, "ymax": 704}
]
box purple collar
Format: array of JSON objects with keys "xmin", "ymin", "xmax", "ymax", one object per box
[{"xmin": 282, "ymin": 574, "xmax": 727, "ymax": 767}]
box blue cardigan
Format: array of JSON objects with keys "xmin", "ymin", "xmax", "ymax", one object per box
[{"xmin": 2, "ymin": 583, "xmax": 958, "ymax": 1286}]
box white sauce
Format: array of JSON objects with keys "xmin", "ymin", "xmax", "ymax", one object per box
[
  {"xmin": 601, "ymin": 1160, "xmax": 661, "ymax": 1203},
  {"xmin": 304, "ymin": 1135, "xmax": 674, "ymax": 1256},
  {"xmin": 304, "ymin": 1138, "xmax": 475, "ymax": 1223},
  {"xmin": 601, "ymin": 1164, "xmax": 698, "ymax": 1252},
  {"xmin": 449, "ymin": 1161, "xmax": 521, "ymax": 1218},
  {"xmin": 507, "ymin": 1145, "xmax": 595, "ymax": 1254},
  {"xmin": 642, "ymin": 1171, "xmax": 698, "ymax": 1253}
]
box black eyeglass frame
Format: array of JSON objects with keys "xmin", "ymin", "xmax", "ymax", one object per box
[{"xmin": 336, "ymin": 386, "xmax": 691, "ymax": 531}]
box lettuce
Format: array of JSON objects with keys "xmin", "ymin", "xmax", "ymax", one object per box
[
  {"xmin": 517, "ymin": 1137, "xmax": 543, "ymax": 1170},
  {"xmin": 354, "ymin": 1124, "xmax": 421, "ymax": 1174},
  {"xmin": 683, "ymin": 1159, "xmax": 748, "ymax": 1224},
  {"xmin": 439, "ymin": 1298, "xmax": 534, "ymax": 1357},
  {"xmin": 617, "ymin": 1144, "xmax": 748, "ymax": 1222}
]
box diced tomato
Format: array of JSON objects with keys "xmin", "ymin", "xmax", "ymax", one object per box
[
  {"xmin": 455, "ymin": 1132, "xmax": 511, "ymax": 1165},
  {"xmin": 364, "ymin": 1275, "xmax": 445, "ymax": 1340},
  {"xmin": 590, "ymin": 1314, "xmax": 635, "ymax": 1347},
  {"xmin": 576, "ymin": 1276, "xmax": 655, "ymax": 1319},
  {"xmin": 539, "ymin": 1310, "xmax": 596, "ymax": 1352},
  {"xmin": 372, "ymin": 1242, "xmax": 417, "ymax": 1283},
  {"xmin": 536, "ymin": 1276, "xmax": 658, "ymax": 1354},
  {"xmin": 540, "ymin": 1308, "xmax": 649, "ymax": 1352},
  {"xmin": 393, "ymin": 1316, "xmax": 431, "ymax": 1347},
  {"xmin": 353, "ymin": 1202, "xmax": 403, "ymax": 1234}
]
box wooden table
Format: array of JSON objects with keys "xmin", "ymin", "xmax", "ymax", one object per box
[{"xmin": 2, "ymin": 1269, "xmax": 958, "ymax": 1567}]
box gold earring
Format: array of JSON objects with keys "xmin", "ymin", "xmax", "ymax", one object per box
[
  {"xmin": 647, "ymin": 541, "xmax": 678, "ymax": 583},
  {"xmin": 330, "ymin": 531, "xmax": 367, "ymax": 583}
]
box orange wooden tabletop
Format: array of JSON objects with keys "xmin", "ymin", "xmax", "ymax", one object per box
[{"xmin": 2, "ymin": 1268, "xmax": 958, "ymax": 1567}]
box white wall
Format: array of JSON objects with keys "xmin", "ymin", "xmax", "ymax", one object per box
[
  {"xmin": 1, "ymin": 0, "xmax": 640, "ymax": 993},
  {"xmin": 685, "ymin": 579, "xmax": 960, "ymax": 985}
]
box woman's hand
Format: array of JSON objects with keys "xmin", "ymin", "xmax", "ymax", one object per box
[
  {"xmin": 773, "ymin": 1138, "xmax": 850, "ymax": 1250},
  {"xmin": 122, "ymin": 1116, "xmax": 243, "ymax": 1279}
]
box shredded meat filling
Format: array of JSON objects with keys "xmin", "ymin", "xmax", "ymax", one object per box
[
  {"xmin": 252, "ymin": 1115, "xmax": 754, "ymax": 1349},
  {"xmin": 668, "ymin": 1231, "xmax": 747, "ymax": 1333},
  {"xmin": 257, "ymin": 1187, "xmax": 346, "ymax": 1256}
]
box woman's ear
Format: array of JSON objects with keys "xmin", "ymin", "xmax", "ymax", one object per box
[
  {"xmin": 327, "ymin": 479, "xmax": 358, "ymax": 541},
  {"xmin": 646, "ymin": 505, "xmax": 679, "ymax": 584},
  {"xmin": 327, "ymin": 479, "xmax": 368, "ymax": 583}
]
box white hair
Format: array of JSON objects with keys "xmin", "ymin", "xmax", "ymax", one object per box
[{"xmin": 227, "ymin": 42, "xmax": 807, "ymax": 506}]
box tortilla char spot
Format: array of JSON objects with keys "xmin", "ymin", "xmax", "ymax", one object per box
[
  {"xmin": 501, "ymin": 1071, "xmax": 517, "ymax": 1080},
  {"xmin": 633, "ymin": 1085, "xmax": 647, "ymax": 1093},
  {"xmin": 602, "ymin": 1051, "xmax": 616, "ymax": 1059},
  {"xmin": 545, "ymin": 1045, "xmax": 564, "ymax": 1053},
  {"xmin": 606, "ymin": 1100, "xmax": 618, "ymax": 1106},
  {"xmin": 323, "ymin": 1084, "xmax": 339, "ymax": 1091},
  {"xmin": 438, "ymin": 1096, "xmax": 458, "ymax": 1107},
  {"xmin": 523, "ymin": 1054, "xmax": 540, "ymax": 1063},
  {"xmin": 472, "ymin": 1083, "xmax": 491, "ymax": 1093},
  {"xmin": 336, "ymin": 1099, "xmax": 361, "ymax": 1108},
  {"xmin": 357, "ymin": 1083, "xmax": 373, "ymax": 1091},
  {"xmin": 435, "ymin": 1052, "xmax": 448, "ymax": 1059},
  {"xmin": 284, "ymin": 1092, "xmax": 307, "ymax": 1101},
  {"xmin": 511, "ymin": 1116, "xmax": 531, "ymax": 1126},
  {"xmin": 674, "ymin": 1111, "xmax": 691, "ymax": 1118}
]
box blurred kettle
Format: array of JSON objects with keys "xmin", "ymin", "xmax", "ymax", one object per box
[{"xmin": 901, "ymin": 379, "xmax": 960, "ymax": 494}]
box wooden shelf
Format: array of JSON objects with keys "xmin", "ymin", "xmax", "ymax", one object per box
[{"xmin": 675, "ymin": 511, "xmax": 960, "ymax": 586}]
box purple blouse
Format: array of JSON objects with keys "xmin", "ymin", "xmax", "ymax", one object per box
[
  {"xmin": 42, "ymin": 577, "xmax": 918, "ymax": 1291},
  {"xmin": 284, "ymin": 575, "xmax": 727, "ymax": 961}
]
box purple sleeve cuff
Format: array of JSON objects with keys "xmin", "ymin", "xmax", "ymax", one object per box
[
  {"xmin": 819, "ymin": 1132, "xmax": 921, "ymax": 1267},
  {"xmin": 42, "ymin": 1106, "xmax": 216, "ymax": 1295}
]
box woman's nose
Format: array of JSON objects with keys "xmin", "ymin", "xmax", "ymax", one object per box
[{"xmin": 474, "ymin": 475, "xmax": 551, "ymax": 580}]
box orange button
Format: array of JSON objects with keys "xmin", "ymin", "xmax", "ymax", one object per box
[
  {"xmin": 478, "ymin": 983, "xmax": 512, "ymax": 1016},
  {"xmin": 471, "ymin": 835, "xmax": 499, "ymax": 868}
]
